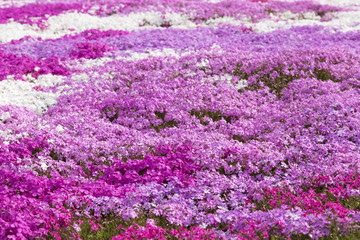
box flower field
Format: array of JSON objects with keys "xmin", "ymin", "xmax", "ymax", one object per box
[{"xmin": 2, "ymin": 0, "xmax": 360, "ymax": 239}]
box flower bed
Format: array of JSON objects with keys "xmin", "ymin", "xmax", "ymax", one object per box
[{"xmin": 2, "ymin": 0, "xmax": 360, "ymax": 239}]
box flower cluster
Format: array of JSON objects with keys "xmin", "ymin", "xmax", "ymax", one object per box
[{"xmin": 1, "ymin": 0, "xmax": 360, "ymax": 239}]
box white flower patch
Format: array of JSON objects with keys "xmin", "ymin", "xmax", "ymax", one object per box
[
  {"xmin": 0, "ymin": 11, "xmax": 196, "ymax": 43},
  {"xmin": 163, "ymin": 12, "xmax": 197, "ymax": 29},
  {"xmin": 30, "ymin": 74, "xmax": 65, "ymax": 87},
  {"xmin": 55, "ymin": 124, "xmax": 64, "ymax": 133},
  {"xmin": 2, "ymin": 3, "xmax": 359, "ymax": 43},
  {"xmin": 275, "ymin": 11, "xmax": 301, "ymax": 21},
  {"xmin": 0, "ymin": 0, "xmax": 37, "ymax": 8},
  {"xmin": 1, "ymin": 1, "xmax": 360, "ymax": 43},
  {"xmin": 322, "ymin": 10, "xmax": 360, "ymax": 32},
  {"xmin": 126, "ymin": 48, "xmax": 180, "ymax": 60},
  {"xmin": 73, "ymin": 223, "xmax": 81, "ymax": 232},
  {"xmin": 0, "ymin": 22, "xmax": 38, "ymax": 42},
  {"xmin": 275, "ymin": 0, "xmax": 360, "ymax": 7},
  {"xmin": 38, "ymin": 156, "xmax": 49, "ymax": 170},
  {"xmin": 0, "ymin": 74, "xmax": 65, "ymax": 114},
  {"xmin": 205, "ymin": 16, "xmax": 248, "ymax": 26},
  {"xmin": 197, "ymin": 4, "xmax": 360, "ymax": 33},
  {"xmin": 196, "ymin": 58, "xmax": 209, "ymax": 69},
  {"xmin": 0, "ymin": 112, "xmax": 11, "ymax": 122},
  {"xmin": 203, "ymin": 10, "xmax": 321, "ymax": 30},
  {"xmin": 201, "ymin": 73, "xmax": 248, "ymax": 90},
  {"xmin": 71, "ymin": 72, "xmax": 91, "ymax": 82},
  {"xmin": 285, "ymin": 211, "xmax": 301, "ymax": 221},
  {"xmin": 67, "ymin": 48, "xmax": 183, "ymax": 70},
  {"xmin": 249, "ymin": 10, "xmax": 359, "ymax": 32},
  {"xmin": 235, "ymin": 79, "xmax": 248, "ymax": 90},
  {"xmin": 318, "ymin": 0, "xmax": 360, "ymax": 7},
  {"xmin": 113, "ymin": 48, "xmax": 180, "ymax": 62},
  {"xmin": 69, "ymin": 57, "xmax": 114, "ymax": 70}
]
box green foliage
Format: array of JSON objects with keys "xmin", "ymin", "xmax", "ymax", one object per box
[
  {"xmin": 78, "ymin": 215, "xmax": 123, "ymax": 240},
  {"xmin": 151, "ymin": 110, "xmax": 179, "ymax": 132},
  {"xmin": 45, "ymin": 212, "xmax": 183, "ymax": 240},
  {"xmin": 233, "ymin": 56, "xmax": 339, "ymax": 98},
  {"xmin": 190, "ymin": 109, "xmax": 233, "ymax": 125}
]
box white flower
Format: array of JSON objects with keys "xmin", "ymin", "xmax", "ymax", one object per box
[
  {"xmin": 146, "ymin": 219, "xmax": 156, "ymax": 226},
  {"xmin": 56, "ymin": 125, "xmax": 64, "ymax": 133},
  {"xmin": 73, "ymin": 223, "xmax": 81, "ymax": 232},
  {"xmin": 40, "ymin": 162, "xmax": 48, "ymax": 170}
]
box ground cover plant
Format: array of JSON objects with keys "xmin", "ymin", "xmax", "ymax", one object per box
[{"xmin": 2, "ymin": 0, "xmax": 360, "ymax": 239}]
